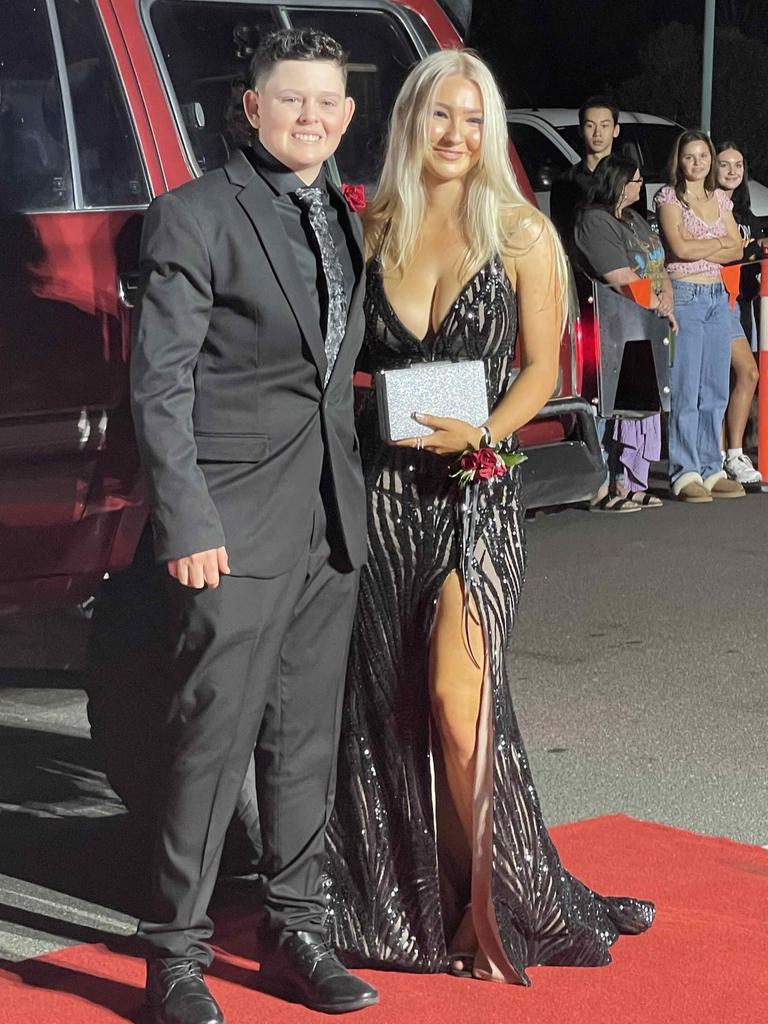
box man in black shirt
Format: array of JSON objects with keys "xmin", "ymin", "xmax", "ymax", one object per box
[{"xmin": 550, "ymin": 96, "xmax": 647, "ymax": 246}]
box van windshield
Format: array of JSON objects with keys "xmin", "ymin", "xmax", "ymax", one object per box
[{"xmin": 557, "ymin": 122, "xmax": 682, "ymax": 182}]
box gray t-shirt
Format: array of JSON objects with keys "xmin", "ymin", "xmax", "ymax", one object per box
[{"xmin": 574, "ymin": 208, "xmax": 665, "ymax": 292}]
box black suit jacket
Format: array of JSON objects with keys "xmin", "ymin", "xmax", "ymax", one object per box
[{"xmin": 130, "ymin": 149, "xmax": 367, "ymax": 577}]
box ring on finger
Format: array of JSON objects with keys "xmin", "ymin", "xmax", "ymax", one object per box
[{"xmin": 416, "ymin": 436, "xmax": 423, "ymax": 450}]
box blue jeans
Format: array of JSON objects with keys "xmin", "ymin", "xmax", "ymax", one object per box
[{"xmin": 668, "ymin": 281, "xmax": 733, "ymax": 485}]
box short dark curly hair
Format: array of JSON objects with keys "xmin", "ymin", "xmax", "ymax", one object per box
[{"xmin": 249, "ymin": 27, "xmax": 348, "ymax": 90}]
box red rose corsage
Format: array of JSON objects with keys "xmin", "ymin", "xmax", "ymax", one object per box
[
  {"xmin": 341, "ymin": 183, "xmax": 366, "ymax": 212},
  {"xmin": 451, "ymin": 445, "xmax": 527, "ymax": 487},
  {"xmin": 450, "ymin": 443, "xmax": 527, "ymax": 663}
]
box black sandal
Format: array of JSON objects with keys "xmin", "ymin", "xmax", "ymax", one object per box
[
  {"xmin": 628, "ymin": 491, "xmax": 663, "ymax": 509},
  {"xmin": 588, "ymin": 494, "xmax": 641, "ymax": 514},
  {"xmin": 448, "ymin": 903, "xmax": 477, "ymax": 977},
  {"xmin": 448, "ymin": 952, "xmax": 476, "ymax": 978}
]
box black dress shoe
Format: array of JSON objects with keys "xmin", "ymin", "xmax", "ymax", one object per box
[
  {"xmin": 258, "ymin": 930, "xmax": 379, "ymax": 1014},
  {"xmin": 146, "ymin": 959, "xmax": 225, "ymax": 1024}
]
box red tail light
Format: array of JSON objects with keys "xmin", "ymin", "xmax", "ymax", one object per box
[{"xmin": 574, "ymin": 300, "xmax": 599, "ymax": 402}]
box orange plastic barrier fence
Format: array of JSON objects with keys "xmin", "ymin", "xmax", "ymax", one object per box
[
  {"xmin": 625, "ymin": 277, "xmax": 652, "ymax": 309},
  {"xmin": 720, "ymin": 263, "xmax": 741, "ymax": 310}
]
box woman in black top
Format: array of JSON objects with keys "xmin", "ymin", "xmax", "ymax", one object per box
[{"xmin": 715, "ymin": 141, "xmax": 765, "ymax": 485}]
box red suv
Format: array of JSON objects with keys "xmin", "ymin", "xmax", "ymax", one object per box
[{"xmin": 0, "ymin": 0, "xmax": 602, "ymax": 616}]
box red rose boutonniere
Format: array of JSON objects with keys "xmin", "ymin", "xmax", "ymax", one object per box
[
  {"xmin": 451, "ymin": 445, "xmax": 527, "ymax": 487},
  {"xmin": 341, "ymin": 183, "xmax": 366, "ymax": 213}
]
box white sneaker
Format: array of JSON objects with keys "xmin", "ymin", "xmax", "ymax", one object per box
[{"xmin": 724, "ymin": 453, "xmax": 762, "ymax": 484}]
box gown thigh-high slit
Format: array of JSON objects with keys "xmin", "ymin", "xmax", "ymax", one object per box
[{"xmin": 325, "ymin": 256, "xmax": 655, "ymax": 984}]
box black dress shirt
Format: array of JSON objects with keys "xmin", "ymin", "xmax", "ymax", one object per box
[
  {"xmin": 246, "ymin": 138, "xmax": 355, "ymax": 333},
  {"xmin": 550, "ymin": 160, "xmax": 597, "ymax": 246}
]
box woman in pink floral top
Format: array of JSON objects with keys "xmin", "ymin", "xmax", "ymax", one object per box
[{"xmin": 655, "ymin": 130, "xmax": 746, "ymax": 502}]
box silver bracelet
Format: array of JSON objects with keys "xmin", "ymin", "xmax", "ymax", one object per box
[{"xmin": 478, "ymin": 424, "xmax": 492, "ymax": 449}]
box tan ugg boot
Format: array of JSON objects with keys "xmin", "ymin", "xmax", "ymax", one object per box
[{"xmin": 672, "ymin": 471, "xmax": 712, "ymax": 503}]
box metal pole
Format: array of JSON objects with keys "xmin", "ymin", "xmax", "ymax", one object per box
[{"xmin": 700, "ymin": 0, "xmax": 716, "ymax": 134}]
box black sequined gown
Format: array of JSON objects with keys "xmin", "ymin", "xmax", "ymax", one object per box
[{"xmin": 326, "ymin": 256, "xmax": 654, "ymax": 984}]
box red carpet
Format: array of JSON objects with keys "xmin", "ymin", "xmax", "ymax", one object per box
[{"xmin": 2, "ymin": 815, "xmax": 766, "ymax": 1024}]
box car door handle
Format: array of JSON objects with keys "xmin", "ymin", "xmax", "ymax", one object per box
[{"xmin": 118, "ymin": 271, "xmax": 141, "ymax": 309}]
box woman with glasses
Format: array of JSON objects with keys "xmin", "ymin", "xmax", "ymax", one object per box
[
  {"xmin": 655, "ymin": 130, "xmax": 746, "ymax": 502},
  {"xmin": 574, "ymin": 153, "xmax": 677, "ymax": 510}
]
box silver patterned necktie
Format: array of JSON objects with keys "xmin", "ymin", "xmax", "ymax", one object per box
[{"xmin": 293, "ymin": 186, "xmax": 348, "ymax": 385}]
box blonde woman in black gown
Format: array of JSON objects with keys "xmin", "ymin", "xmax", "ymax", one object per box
[{"xmin": 326, "ymin": 49, "xmax": 654, "ymax": 984}]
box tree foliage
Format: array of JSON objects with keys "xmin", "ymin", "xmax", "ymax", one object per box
[{"xmin": 618, "ymin": 22, "xmax": 768, "ymax": 182}]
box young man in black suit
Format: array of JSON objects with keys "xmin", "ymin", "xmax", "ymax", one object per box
[{"xmin": 130, "ymin": 28, "xmax": 377, "ymax": 1024}]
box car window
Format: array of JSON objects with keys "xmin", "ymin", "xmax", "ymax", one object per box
[
  {"xmin": 148, "ymin": 2, "xmax": 281, "ymax": 173},
  {"xmin": 556, "ymin": 124, "xmax": 582, "ymax": 156},
  {"xmin": 621, "ymin": 124, "xmax": 682, "ymax": 182},
  {"xmin": 56, "ymin": 0, "xmax": 149, "ymax": 208},
  {"xmin": 506, "ymin": 123, "xmax": 571, "ymax": 191},
  {"xmin": 397, "ymin": 7, "xmax": 441, "ymax": 56},
  {"xmin": 285, "ymin": 8, "xmax": 421, "ymax": 190},
  {"xmin": 148, "ymin": 2, "xmax": 423, "ymax": 188},
  {"xmin": 0, "ymin": 1, "xmax": 73, "ymax": 211}
]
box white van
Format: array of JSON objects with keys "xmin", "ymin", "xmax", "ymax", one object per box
[{"xmin": 507, "ymin": 108, "xmax": 768, "ymax": 224}]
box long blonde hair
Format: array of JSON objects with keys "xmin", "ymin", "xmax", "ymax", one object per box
[{"xmin": 365, "ymin": 49, "xmax": 568, "ymax": 317}]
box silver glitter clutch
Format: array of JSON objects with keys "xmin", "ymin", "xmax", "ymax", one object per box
[{"xmin": 374, "ymin": 360, "xmax": 489, "ymax": 441}]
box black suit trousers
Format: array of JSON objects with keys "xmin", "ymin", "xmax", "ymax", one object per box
[{"xmin": 137, "ymin": 497, "xmax": 359, "ymax": 963}]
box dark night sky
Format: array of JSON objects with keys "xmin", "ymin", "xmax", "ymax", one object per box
[{"xmin": 466, "ymin": 0, "xmax": 761, "ymax": 109}]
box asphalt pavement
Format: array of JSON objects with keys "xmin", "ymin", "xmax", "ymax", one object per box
[
  {"xmin": 518, "ymin": 488, "xmax": 767, "ymax": 845},
  {"xmin": 1, "ymin": 485, "xmax": 766, "ymax": 962}
]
